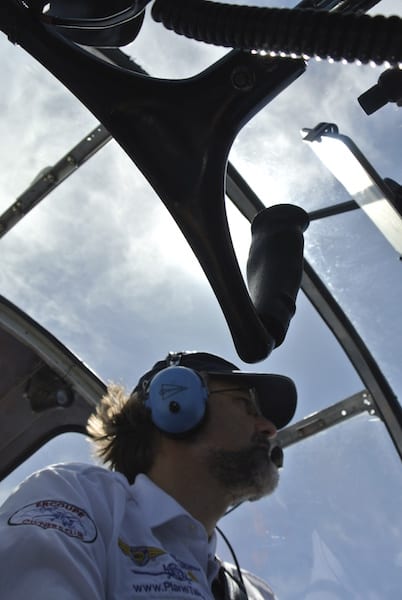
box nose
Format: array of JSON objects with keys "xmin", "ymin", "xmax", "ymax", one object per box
[{"xmin": 255, "ymin": 415, "xmax": 277, "ymax": 438}]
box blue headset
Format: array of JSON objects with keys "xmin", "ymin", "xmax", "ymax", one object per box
[{"xmin": 144, "ymin": 365, "xmax": 209, "ymax": 435}]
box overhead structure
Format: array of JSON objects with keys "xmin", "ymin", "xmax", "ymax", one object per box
[{"xmin": 0, "ymin": 1, "xmax": 401, "ymax": 487}]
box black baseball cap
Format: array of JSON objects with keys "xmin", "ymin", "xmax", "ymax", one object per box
[{"xmin": 134, "ymin": 351, "xmax": 297, "ymax": 429}]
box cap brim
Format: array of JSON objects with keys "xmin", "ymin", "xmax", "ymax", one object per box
[{"xmin": 207, "ymin": 371, "xmax": 297, "ymax": 429}]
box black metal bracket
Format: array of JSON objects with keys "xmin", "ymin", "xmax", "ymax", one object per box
[
  {"xmin": 359, "ymin": 68, "xmax": 402, "ymax": 115},
  {"xmin": 0, "ymin": 1, "xmax": 306, "ymax": 363}
]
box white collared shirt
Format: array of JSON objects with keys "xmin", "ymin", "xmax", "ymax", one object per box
[
  {"xmin": 0, "ymin": 463, "xmax": 220, "ymax": 599},
  {"xmin": 0, "ymin": 463, "xmax": 276, "ymax": 599}
]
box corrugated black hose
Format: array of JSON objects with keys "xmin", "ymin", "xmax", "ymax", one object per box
[{"xmin": 151, "ymin": 0, "xmax": 402, "ymax": 66}]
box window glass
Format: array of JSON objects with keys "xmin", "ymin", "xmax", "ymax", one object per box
[
  {"xmin": 0, "ymin": 433, "xmax": 97, "ymax": 506},
  {"xmin": 304, "ymin": 212, "xmax": 402, "ymax": 403},
  {"xmin": 0, "ymin": 3, "xmax": 401, "ymax": 600},
  {"xmin": 218, "ymin": 413, "xmax": 402, "ymax": 599}
]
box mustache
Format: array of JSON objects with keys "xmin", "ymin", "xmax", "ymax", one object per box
[{"xmin": 252, "ymin": 435, "xmax": 284, "ymax": 468}]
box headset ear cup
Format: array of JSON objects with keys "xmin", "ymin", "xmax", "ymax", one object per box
[{"xmin": 145, "ymin": 366, "xmax": 208, "ymax": 434}]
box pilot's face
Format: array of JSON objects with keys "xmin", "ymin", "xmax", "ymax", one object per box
[{"xmin": 192, "ymin": 377, "xmax": 281, "ymax": 503}]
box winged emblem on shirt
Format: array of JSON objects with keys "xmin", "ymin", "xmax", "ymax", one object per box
[{"xmin": 118, "ymin": 538, "xmax": 166, "ymax": 566}]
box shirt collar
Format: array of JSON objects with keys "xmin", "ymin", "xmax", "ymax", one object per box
[{"xmin": 130, "ymin": 473, "xmax": 217, "ymax": 553}]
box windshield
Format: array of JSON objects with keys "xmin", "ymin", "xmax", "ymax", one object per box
[{"xmin": 0, "ymin": 1, "xmax": 401, "ymax": 598}]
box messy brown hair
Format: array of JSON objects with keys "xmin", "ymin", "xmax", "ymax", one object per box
[{"xmin": 86, "ymin": 384, "xmax": 159, "ymax": 484}]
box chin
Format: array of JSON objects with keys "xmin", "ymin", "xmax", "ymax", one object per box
[
  {"xmin": 237, "ymin": 463, "xmax": 280, "ymax": 503},
  {"xmin": 251, "ymin": 476, "xmax": 279, "ymax": 502},
  {"xmin": 207, "ymin": 443, "xmax": 280, "ymax": 503}
]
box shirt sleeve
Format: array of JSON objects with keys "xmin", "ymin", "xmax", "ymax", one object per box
[{"xmin": 0, "ymin": 464, "xmax": 108, "ymax": 600}]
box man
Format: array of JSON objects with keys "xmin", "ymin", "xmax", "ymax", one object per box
[{"xmin": 0, "ymin": 351, "xmax": 297, "ymax": 599}]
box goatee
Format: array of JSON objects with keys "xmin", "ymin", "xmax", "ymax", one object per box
[{"xmin": 207, "ymin": 442, "xmax": 280, "ymax": 503}]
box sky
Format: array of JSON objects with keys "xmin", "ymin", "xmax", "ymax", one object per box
[{"xmin": 1, "ymin": 1, "xmax": 402, "ymax": 598}]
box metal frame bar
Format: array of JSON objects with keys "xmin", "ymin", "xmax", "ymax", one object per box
[
  {"xmin": 0, "ymin": 124, "xmax": 111, "ymax": 238},
  {"xmin": 278, "ymin": 390, "xmax": 375, "ymax": 448}
]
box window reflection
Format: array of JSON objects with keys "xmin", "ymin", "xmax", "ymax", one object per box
[
  {"xmin": 218, "ymin": 413, "xmax": 402, "ymax": 599},
  {"xmin": 305, "ymin": 211, "xmax": 402, "ymax": 404}
]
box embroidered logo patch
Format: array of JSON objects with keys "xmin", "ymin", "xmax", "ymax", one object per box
[
  {"xmin": 118, "ymin": 539, "xmax": 166, "ymax": 565},
  {"xmin": 8, "ymin": 500, "xmax": 97, "ymax": 543},
  {"xmin": 118, "ymin": 539, "xmax": 201, "ymax": 586},
  {"xmin": 131, "ymin": 562, "xmax": 199, "ymax": 583}
]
